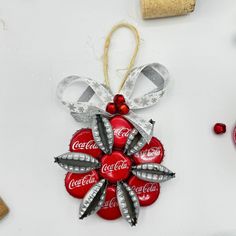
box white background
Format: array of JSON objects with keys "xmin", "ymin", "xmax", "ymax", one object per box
[{"xmin": 1, "ymin": 0, "xmax": 236, "ymax": 235}]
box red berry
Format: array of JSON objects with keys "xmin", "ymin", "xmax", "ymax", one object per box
[
  {"xmin": 118, "ymin": 103, "xmax": 130, "ymax": 115},
  {"xmin": 69, "ymin": 129, "xmax": 102, "ymax": 158},
  {"xmin": 110, "ymin": 115, "xmax": 133, "ymax": 149},
  {"xmin": 97, "ymin": 186, "xmax": 121, "ymax": 220},
  {"xmin": 65, "ymin": 171, "xmax": 99, "ymax": 199},
  {"xmin": 213, "ymin": 123, "xmax": 226, "ymax": 134},
  {"xmin": 106, "ymin": 102, "xmax": 117, "ymax": 114},
  {"xmin": 99, "ymin": 151, "xmax": 131, "ymax": 183},
  {"xmin": 128, "ymin": 176, "xmax": 160, "ymax": 207},
  {"xmin": 113, "ymin": 94, "xmax": 125, "ymax": 106},
  {"xmin": 133, "ymin": 137, "xmax": 164, "ymax": 165}
]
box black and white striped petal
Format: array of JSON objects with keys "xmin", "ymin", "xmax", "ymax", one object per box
[
  {"xmin": 54, "ymin": 152, "xmax": 100, "ymax": 173},
  {"xmin": 116, "ymin": 182, "xmax": 140, "ymax": 226},
  {"xmin": 79, "ymin": 179, "xmax": 108, "ymax": 219},
  {"xmin": 132, "ymin": 163, "xmax": 175, "ymax": 183},
  {"xmin": 91, "ymin": 115, "xmax": 113, "ymax": 154},
  {"xmin": 124, "ymin": 120, "xmax": 155, "ymax": 156}
]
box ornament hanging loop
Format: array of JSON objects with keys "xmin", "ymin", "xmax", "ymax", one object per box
[{"xmin": 103, "ymin": 23, "xmax": 140, "ymax": 93}]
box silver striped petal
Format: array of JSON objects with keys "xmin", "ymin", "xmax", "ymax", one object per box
[
  {"xmin": 117, "ymin": 182, "xmax": 140, "ymax": 226},
  {"xmin": 79, "ymin": 179, "xmax": 108, "ymax": 219},
  {"xmin": 132, "ymin": 163, "xmax": 175, "ymax": 183},
  {"xmin": 124, "ymin": 120, "xmax": 155, "ymax": 156},
  {"xmin": 91, "ymin": 115, "xmax": 113, "ymax": 154},
  {"xmin": 54, "ymin": 152, "xmax": 100, "ymax": 173}
]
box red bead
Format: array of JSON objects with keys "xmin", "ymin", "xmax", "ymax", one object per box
[
  {"xmin": 97, "ymin": 186, "xmax": 121, "ymax": 220},
  {"xmin": 213, "ymin": 123, "xmax": 226, "ymax": 134},
  {"xmin": 106, "ymin": 102, "xmax": 117, "ymax": 114},
  {"xmin": 113, "ymin": 94, "xmax": 125, "ymax": 106},
  {"xmin": 69, "ymin": 129, "xmax": 102, "ymax": 158},
  {"xmin": 118, "ymin": 103, "xmax": 130, "ymax": 115},
  {"xmin": 110, "ymin": 115, "xmax": 133, "ymax": 149},
  {"xmin": 128, "ymin": 176, "xmax": 160, "ymax": 206},
  {"xmin": 99, "ymin": 151, "xmax": 131, "ymax": 183},
  {"xmin": 133, "ymin": 137, "xmax": 164, "ymax": 165},
  {"xmin": 233, "ymin": 126, "xmax": 236, "ymax": 144},
  {"xmin": 65, "ymin": 171, "xmax": 99, "ymax": 199}
]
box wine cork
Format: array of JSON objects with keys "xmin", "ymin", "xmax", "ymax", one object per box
[
  {"xmin": 0, "ymin": 197, "xmax": 9, "ymax": 220},
  {"xmin": 141, "ymin": 0, "xmax": 196, "ymax": 19}
]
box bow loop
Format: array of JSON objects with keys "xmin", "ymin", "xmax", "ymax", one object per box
[
  {"xmin": 120, "ymin": 63, "xmax": 169, "ymax": 109},
  {"xmin": 57, "ymin": 75, "xmax": 113, "ymax": 107}
]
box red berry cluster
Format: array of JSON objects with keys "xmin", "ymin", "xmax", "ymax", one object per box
[{"xmin": 106, "ymin": 94, "xmax": 130, "ymax": 115}]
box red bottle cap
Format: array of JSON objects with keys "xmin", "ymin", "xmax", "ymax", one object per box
[
  {"xmin": 110, "ymin": 115, "xmax": 133, "ymax": 149},
  {"xmin": 128, "ymin": 176, "xmax": 160, "ymax": 206},
  {"xmin": 132, "ymin": 137, "xmax": 164, "ymax": 165},
  {"xmin": 233, "ymin": 126, "xmax": 236, "ymax": 144},
  {"xmin": 69, "ymin": 128, "xmax": 102, "ymax": 158},
  {"xmin": 100, "ymin": 151, "xmax": 132, "ymax": 183},
  {"xmin": 65, "ymin": 171, "xmax": 99, "ymax": 199},
  {"xmin": 97, "ymin": 185, "xmax": 121, "ymax": 220}
]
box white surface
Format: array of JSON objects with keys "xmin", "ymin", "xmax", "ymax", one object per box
[{"xmin": 0, "ymin": 0, "xmax": 236, "ymax": 235}]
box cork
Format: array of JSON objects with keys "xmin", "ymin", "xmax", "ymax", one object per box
[
  {"xmin": 141, "ymin": 0, "xmax": 196, "ymax": 19},
  {"xmin": 0, "ymin": 197, "xmax": 9, "ymax": 220}
]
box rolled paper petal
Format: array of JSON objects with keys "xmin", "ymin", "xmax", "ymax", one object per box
[
  {"xmin": 54, "ymin": 152, "xmax": 100, "ymax": 173},
  {"xmin": 116, "ymin": 182, "xmax": 140, "ymax": 226},
  {"xmin": 132, "ymin": 163, "xmax": 175, "ymax": 183},
  {"xmin": 124, "ymin": 120, "xmax": 155, "ymax": 155},
  {"xmin": 91, "ymin": 115, "xmax": 114, "ymax": 154},
  {"xmin": 79, "ymin": 179, "xmax": 108, "ymax": 219}
]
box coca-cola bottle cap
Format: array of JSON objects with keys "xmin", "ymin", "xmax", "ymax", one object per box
[
  {"xmin": 69, "ymin": 128, "xmax": 102, "ymax": 158},
  {"xmin": 132, "ymin": 137, "xmax": 164, "ymax": 165},
  {"xmin": 99, "ymin": 151, "xmax": 132, "ymax": 183},
  {"xmin": 110, "ymin": 115, "xmax": 133, "ymax": 149},
  {"xmin": 65, "ymin": 171, "xmax": 99, "ymax": 199},
  {"xmin": 97, "ymin": 186, "xmax": 121, "ymax": 220},
  {"xmin": 128, "ymin": 176, "xmax": 160, "ymax": 206}
]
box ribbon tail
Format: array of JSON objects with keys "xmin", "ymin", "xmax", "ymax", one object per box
[{"xmin": 124, "ymin": 111, "xmax": 154, "ymax": 143}]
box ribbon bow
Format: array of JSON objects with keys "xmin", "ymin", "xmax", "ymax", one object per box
[{"xmin": 56, "ymin": 62, "xmax": 169, "ymax": 143}]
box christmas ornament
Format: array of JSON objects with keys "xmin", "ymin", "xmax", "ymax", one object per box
[
  {"xmin": 54, "ymin": 23, "xmax": 175, "ymax": 226},
  {"xmin": 213, "ymin": 123, "xmax": 226, "ymax": 135}
]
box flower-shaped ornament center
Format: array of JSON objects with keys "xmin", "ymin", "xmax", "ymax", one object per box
[{"xmin": 100, "ymin": 151, "xmax": 132, "ymax": 183}]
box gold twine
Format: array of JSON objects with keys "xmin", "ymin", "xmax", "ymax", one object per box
[
  {"xmin": 0, "ymin": 197, "xmax": 9, "ymax": 220},
  {"xmin": 103, "ymin": 23, "xmax": 140, "ymax": 93},
  {"xmin": 141, "ymin": 0, "xmax": 196, "ymax": 19}
]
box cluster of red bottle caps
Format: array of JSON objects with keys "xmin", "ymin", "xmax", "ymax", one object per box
[{"xmin": 64, "ymin": 115, "xmax": 165, "ymax": 220}]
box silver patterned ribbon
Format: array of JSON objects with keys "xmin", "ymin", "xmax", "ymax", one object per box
[{"xmin": 56, "ymin": 63, "xmax": 169, "ymax": 143}]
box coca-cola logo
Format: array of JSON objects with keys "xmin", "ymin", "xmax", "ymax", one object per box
[
  {"xmin": 134, "ymin": 147, "xmax": 161, "ymax": 160},
  {"xmin": 72, "ymin": 140, "xmax": 98, "ymax": 151},
  {"xmin": 101, "ymin": 160, "xmax": 129, "ymax": 173},
  {"xmin": 113, "ymin": 128, "xmax": 131, "ymax": 138},
  {"xmin": 132, "ymin": 183, "xmax": 158, "ymax": 195},
  {"xmin": 102, "ymin": 197, "xmax": 119, "ymax": 209},
  {"xmin": 68, "ymin": 173, "xmax": 97, "ymax": 190}
]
